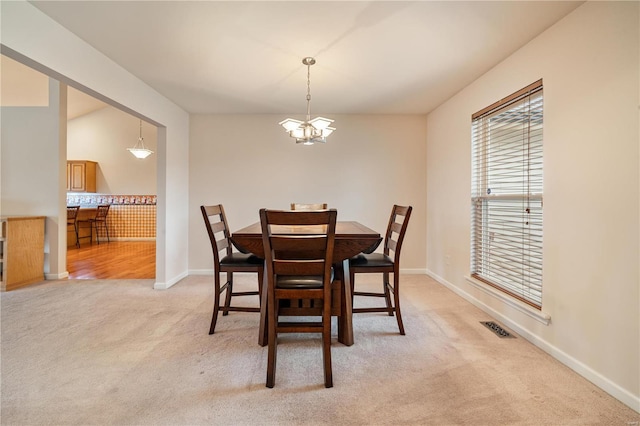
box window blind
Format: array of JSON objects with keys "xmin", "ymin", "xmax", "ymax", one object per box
[{"xmin": 471, "ymin": 80, "xmax": 543, "ymax": 308}]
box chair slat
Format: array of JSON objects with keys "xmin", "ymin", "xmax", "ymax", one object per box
[
  {"xmin": 390, "ymin": 222, "xmax": 402, "ymax": 234},
  {"xmin": 394, "ymin": 206, "xmax": 411, "ymax": 216},
  {"xmin": 266, "ymin": 210, "xmax": 334, "ymax": 226},
  {"xmin": 216, "ymin": 237, "xmax": 229, "ymax": 251},
  {"xmin": 203, "ymin": 205, "xmax": 223, "ymax": 216},
  {"xmin": 270, "ymin": 235, "xmax": 327, "ymax": 251},
  {"xmin": 210, "ymin": 220, "xmax": 226, "ymax": 234},
  {"xmin": 291, "ymin": 203, "xmax": 328, "ymax": 210},
  {"xmin": 274, "ymin": 260, "xmax": 325, "ymax": 275}
]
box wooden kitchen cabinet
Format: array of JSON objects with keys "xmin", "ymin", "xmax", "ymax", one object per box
[
  {"xmin": 67, "ymin": 160, "xmax": 97, "ymax": 193},
  {"xmin": 0, "ymin": 216, "xmax": 46, "ymax": 291}
]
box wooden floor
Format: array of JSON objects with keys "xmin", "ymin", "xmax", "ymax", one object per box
[{"xmin": 67, "ymin": 241, "xmax": 156, "ymax": 279}]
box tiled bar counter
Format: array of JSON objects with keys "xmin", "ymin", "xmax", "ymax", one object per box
[{"xmin": 67, "ymin": 194, "xmax": 156, "ymax": 246}]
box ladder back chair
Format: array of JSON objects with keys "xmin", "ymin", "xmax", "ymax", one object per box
[
  {"xmin": 349, "ymin": 205, "xmax": 412, "ymax": 335},
  {"xmin": 67, "ymin": 206, "xmax": 81, "ymax": 248},
  {"xmin": 201, "ymin": 204, "xmax": 264, "ymax": 335},
  {"xmin": 290, "ymin": 203, "xmax": 328, "ymax": 210},
  {"xmin": 260, "ymin": 208, "xmax": 337, "ymax": 388}
]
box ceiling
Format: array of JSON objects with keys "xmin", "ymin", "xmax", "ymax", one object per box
[
  {"xmin": 0, "ymin": 53, "xmax": 107, "ymax": 119},
  {"xmin": 30, "ymin": 1, "xmax": 582, "ymax": 116}
]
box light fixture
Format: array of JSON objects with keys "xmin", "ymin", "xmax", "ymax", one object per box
[
  {"xmin": 279, "ymin": 57, "xmax": 335, "ymax": 145},
  {"xmin": 127, "ymin": 120, "xmax": 153, "ymax": 159}
]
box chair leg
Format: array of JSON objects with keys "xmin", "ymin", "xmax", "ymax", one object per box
[
  {"xmin": 322, "ymin": 299, "xmax": 333, "ymax": 388},
  {"xmin": 81, "ymin": 221, "xmax": 93, "ymax": 245},
  {"xmin": 104, "ymin": 221, "xmax": 110, "ymax": 242},
  {"xmin": 383, "ymin": 272, "xmax": 394, "ymax": 316},
  {"xmin": 266, "ymin": 290, "xmax": 277, "ymax": 388},
  {"xmin": 222, "ymin": 272, "xmax": 233, "ymax": 316},
  {"xmin": 73, "ymin": 223, "xmax": 80, "ymax": 248},
  {"xmin": 349, "ymin": 269, "xmax": 356, "ymax": 305},
  {"xmin": 209, "ymin": 272, "xmax": 222, "ymax": 335},
  {"xmin": 94, "ymin": 221, "xmax": 100, "ymax": 245},
  {"xmin": 257, "ymin": 269, "xmax": 268, "ymax": 347},
  {"xmin": 392, "ymin": 272, "xmax": 405, "ymax": 335}
]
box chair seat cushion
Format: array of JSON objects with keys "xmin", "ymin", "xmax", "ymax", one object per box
[
  {"xmin": 219, "ymin": 253, "xmax": 263, "ymax": 266},
  {"xmin": 276, "ymin": 275, "xmax": 323, "ymax": 289},
  {"xmin": 349, "ymin": 253, "xmax": 393, "ymax": 267},
  {"xmin": 276, "ymin": 269, "xmax": 334, "ymax": 289}
]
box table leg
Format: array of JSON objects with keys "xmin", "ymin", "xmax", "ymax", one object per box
[{"xmin": 337, "ymin": 258, "xmax": 354, "ymax": 346}]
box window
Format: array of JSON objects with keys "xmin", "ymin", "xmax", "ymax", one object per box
[{"xmin": 471, "ymin": 80, "xmax": 543, "ymax": 308}]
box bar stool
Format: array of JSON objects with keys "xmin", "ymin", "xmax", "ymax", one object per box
[
  {"xmin": 78, "ymin": 204, "xmax": 111, "ymax": 245},
  {"xmin": 67, "ymin": 206, "xmax": 81, "ymax": 248}
]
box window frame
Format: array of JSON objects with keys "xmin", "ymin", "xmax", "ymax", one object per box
[{"xmin": 470, "ymin": 79, "xmax": 544, "ymax": 309}]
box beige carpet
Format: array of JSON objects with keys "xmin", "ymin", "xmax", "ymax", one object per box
[{"xmin": 1, "ymin": 274, "xmax": 637, "ymax": 425}]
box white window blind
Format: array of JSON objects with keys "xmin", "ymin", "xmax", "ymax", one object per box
[{"xmin": 471, "ymin": 80, "xmax": 543, "ymax": 308}]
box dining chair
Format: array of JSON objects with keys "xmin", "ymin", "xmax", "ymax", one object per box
[
  {"xmin": 67, "ymin": 206, "xmax": 81, "ymax": 248},
  {"xmin": 260, "ymin": 208, "xmax": 337, "ymax": 388},
  {"xmin": 349, "ymin": 205, "xmax": 412, "ymax": 335},
  {"xmin": 290, "ymin": 203, "xmax": 328, "ymax": 210},
  {"xmin": 77, "ymin": 204, "xmax": 111, "ymax": 245},
  {"xmin": 201, "ymin": 204, "xmax": 264, "ymax": 335}
]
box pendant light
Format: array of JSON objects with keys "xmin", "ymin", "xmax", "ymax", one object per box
[
  {"xmin": 127, "ymin": 120, "xmax": 154, "ymax": 159},
  {"xmin": 279, "ymin": 57, "xmax": 335, "ymax": 145}
]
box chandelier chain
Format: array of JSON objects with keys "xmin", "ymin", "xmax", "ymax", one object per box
[{"xmin": 306, "ymin": 62, "xmax": 312, "ymax": 120}]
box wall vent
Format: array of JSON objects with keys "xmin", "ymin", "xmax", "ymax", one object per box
[{"xmin": 481, "ymin": 321, "xmax": 515, "ymax": 338}]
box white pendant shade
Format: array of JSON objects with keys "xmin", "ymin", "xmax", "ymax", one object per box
[{"xmin": 127, "ymin": 147, "xmax": 153, "ymax": 159}]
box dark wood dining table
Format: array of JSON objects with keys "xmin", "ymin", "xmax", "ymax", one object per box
[{"xmin": 232, "ymin": 221, "xmax": 381, "ymax": 347}]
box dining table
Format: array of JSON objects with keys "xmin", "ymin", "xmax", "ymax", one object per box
[{"xmin": 231, "ymin": 221, "xmax": 382, "ymax": 347}]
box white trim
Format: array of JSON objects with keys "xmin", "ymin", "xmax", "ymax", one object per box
[
  {"xmin": 153, "ymin": 270, "xmax": 188, "ymax": 290},
  {"xmin": 427, "ymin": 269, "xmax": 640, "ymax": 414},
  {"xmin": 464, "ymin": 275, "xmax": 550, "ymax": 325},
  {"xmin": 45, "ymin": 271, "xmax": 68, "ymax": 280}
]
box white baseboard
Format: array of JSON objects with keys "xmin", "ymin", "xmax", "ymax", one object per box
[
  {"xmin": 154, "ymin": 270, "xmax": 189, "ymax": 290},
  {"xmin": 425, "ymin": 269, "xmax": 640, "ymax": 414},
  {"xmin": 45, "ymin": 272, "xmax": 69, "ymax": 280}
]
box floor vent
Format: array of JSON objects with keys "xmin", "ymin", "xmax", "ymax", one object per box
[{"xmin": 481, "ymin": 321, "xmax": 515, "ymax": 338}]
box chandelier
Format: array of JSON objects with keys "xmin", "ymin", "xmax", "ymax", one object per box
[
  {"xmin": 279, "ymin": 57, "xmax": 335, "ymax": 145},
  {"xmin": 127, "ymin": 120, "xmax": 154, "ymax": 159}
]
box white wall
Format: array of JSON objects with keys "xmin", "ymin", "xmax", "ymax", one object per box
[
  {"xmin": 68, "ymin": 107, "xmax": 157, "ymax": 195},
  {"xmin": 1, "ymin": 79, "xmax": 67, "ymax": 277},
  {"xmin": 188, "ymin": 114, "xmax": 427, "ymax": 273},
  {"xmin": 426, "ymin": 1, "xmax": 639, "ymax": 411},
  {"xmin": 1, "ymin": 1, "xmax": 190, "ymax": 287}
]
